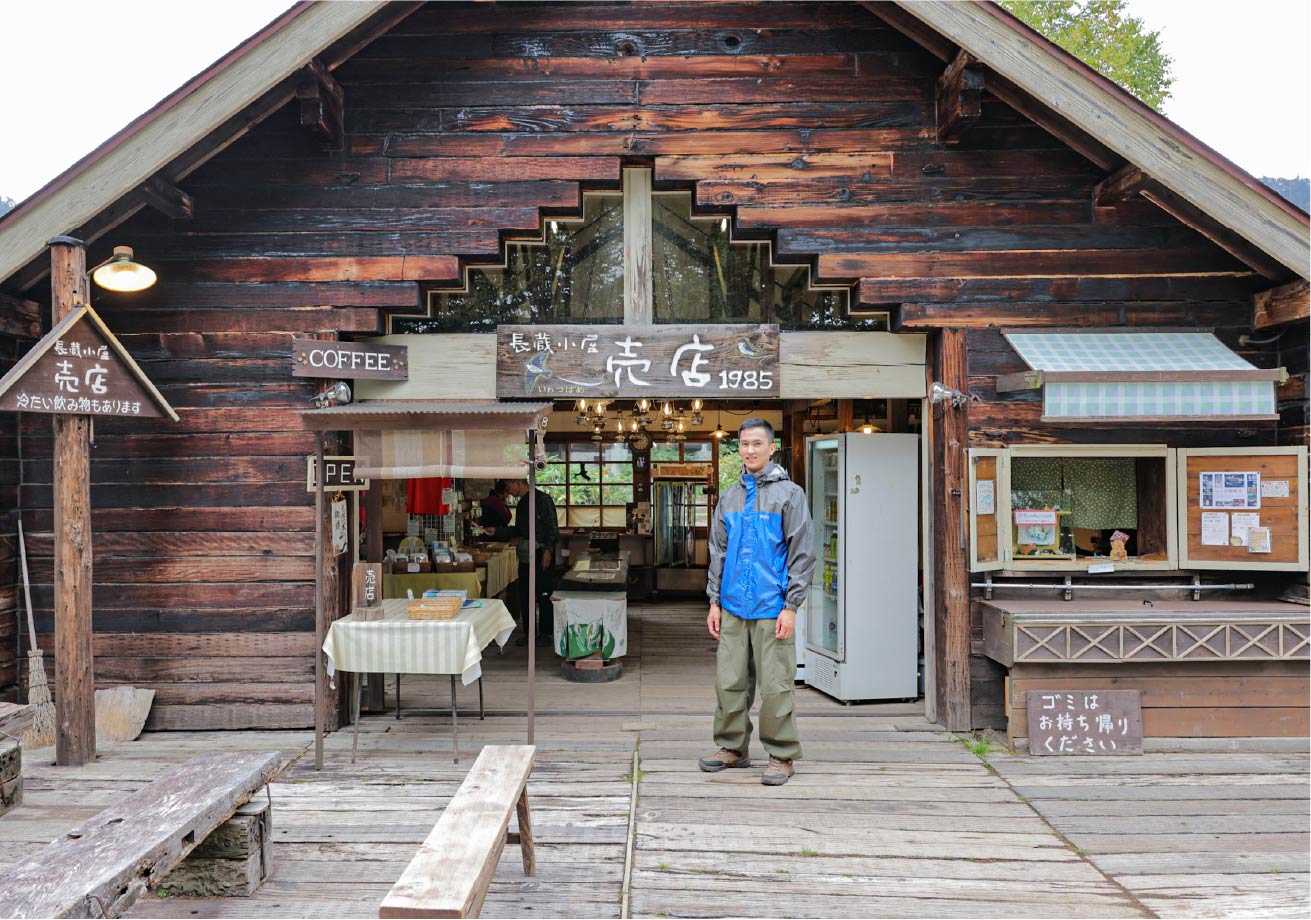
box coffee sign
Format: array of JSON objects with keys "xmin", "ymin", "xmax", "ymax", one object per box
[
  {"xmin": 496, "ymin": 324, "xmax": 779, "ymax": 399},
  {"xmin": 292, "ymin": 338, "xmax": 408, "ymax": 380},
  {"xmin": 0, "ymin": 304, "xmax": 177, "ymax": 421}
]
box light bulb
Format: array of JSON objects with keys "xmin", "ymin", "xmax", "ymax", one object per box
[
  {"xmin": 691, "ymin": 398, "xmax": 704, "ymax": 411},
  {"xmin": 637, "ymin": 398, "xmax": 650, "ymax": 412},
  {"xmin": 662, "ymin": 402, "xmax": 673, "ymax": 416},
  {"xmin": 576, "ymin": 398, "xmax": 588, "ymax": 412}
]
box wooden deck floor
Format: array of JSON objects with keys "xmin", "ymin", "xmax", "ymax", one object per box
[{"xmin": 2, "ymin": 601, "xmax": 1306, "ymax": 918}]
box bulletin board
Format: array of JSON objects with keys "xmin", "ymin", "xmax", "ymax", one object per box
[{"xmin": 1177, "ymin": 447, "xmax": 1308, "ymax": 571}]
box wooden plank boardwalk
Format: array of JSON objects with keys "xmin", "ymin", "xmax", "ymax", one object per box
[{"xmin": 0, "ymin": 601, "xmax": 1304, "ymax": 918}]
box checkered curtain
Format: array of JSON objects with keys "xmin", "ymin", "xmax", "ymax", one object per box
[{"xmin": 354, "ymin": 429, "xmax": 544, "ymax": 479}]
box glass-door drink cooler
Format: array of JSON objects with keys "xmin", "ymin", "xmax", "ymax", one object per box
[{"xmin": 805, "ymin": 433, "xmax": 919, "ymax": 702}]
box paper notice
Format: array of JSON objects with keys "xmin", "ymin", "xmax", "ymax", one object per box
[
  {"xmin": 976, "ymin": 479, "xmax": 995, "ymax": 515},
  {"xmin": 1260, "ymin": 479, "xmax": 1290, "ymax": 499},
  {"xmin": 1015, "ymin": 509, "xmax": 1058, "ymax": 525},
  {"xmin": 1230, "ymin": 512, "xmax": 1260, "ymax": 547},
  {"xmin": 1247, "ymin": 527, "xmax": 1272, "ymax": 554},
  {"xmin": 1200, "ymin": 512, "xmax": 1229, "ymax": 546},
  {"xmin": 1199, "ymin": 471, "xmax": 1261, "ymax": 510}
]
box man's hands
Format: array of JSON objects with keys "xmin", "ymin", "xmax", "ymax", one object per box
[
  {"xmin": 776, "ymin": 609, "xmax": 796, "ymax": 640},
  {"xmin": 708, "ymin": 605, "xmax": 796, "ymax": 640}
]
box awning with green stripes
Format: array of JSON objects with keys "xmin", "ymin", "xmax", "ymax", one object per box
[{"xmin": 1000, "ymin": 332, "xmax": 1281, "ymax": 421}]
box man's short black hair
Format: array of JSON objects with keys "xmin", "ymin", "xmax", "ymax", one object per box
[{"xmin": 738, "ymin": 418, "xmax": 774, "ymax": 441}]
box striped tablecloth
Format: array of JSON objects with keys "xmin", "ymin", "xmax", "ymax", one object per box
[
  {"xmin": 483, "ymin": 547, "xmax": 518, "ymax": 598},
  {"xmin": 322, "ymin": 598, "xmax": 515, "ymax": 685}
]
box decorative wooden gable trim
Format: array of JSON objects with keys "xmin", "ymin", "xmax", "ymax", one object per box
[
  {"xmin": 0, "ymin": 2, "xmax": 393, "ymax": 287},
  {"xmin": 889, "ymin": 1, "xmax": 1309, "ymax": 280}
]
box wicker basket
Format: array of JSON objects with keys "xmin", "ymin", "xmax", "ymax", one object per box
[{"xmin": 407, "ymin": 596, "xmax": 463, "ymax": 620}]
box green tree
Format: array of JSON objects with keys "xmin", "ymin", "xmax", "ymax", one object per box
[{"xmin": 1001, "ymin": 1, "xmax": 1173, "ymax": 109}]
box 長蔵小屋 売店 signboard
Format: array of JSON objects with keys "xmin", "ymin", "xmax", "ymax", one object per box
[
  {"xmin": 495, "ymin": 324, "xmax": 780, "ymax": 399},
  {"xmin": 0, "ymin": 304, "xmax": 177, "ymax": 420}
]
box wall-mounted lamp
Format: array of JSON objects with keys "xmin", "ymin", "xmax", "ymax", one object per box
[
  {"xmin": 91, "ymin": 246, "xmax": 157, "ymax": 293},
  {"xmin": 310, "ymin": 380, "xmax": 352, "ymax": 409},
  {"xmin": 927, "ymin": 381, "xmax": 969, "ymax": 408}
]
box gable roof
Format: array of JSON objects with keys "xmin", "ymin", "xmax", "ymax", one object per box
[
  {"xmin": 888, "ymin": 1, "xmax": 1307, "ymax": 279},
  {"xmin": 0, "ymin": 0, "xmax": 1306, "ymax": 290}
]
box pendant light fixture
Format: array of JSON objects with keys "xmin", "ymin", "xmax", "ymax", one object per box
[
  {"xmin": 711, "ymin": 410, "xmax": 729, "ymax": 440},
  {"xmin": 91, "ymin": 246, "xmax": 157, "ymax": 292},
  {"xmin": 858, "ymin": 416, "xmax": 881, "ymax": 435}
]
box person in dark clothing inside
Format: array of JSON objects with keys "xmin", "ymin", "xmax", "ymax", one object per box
[
  {"xmin": 485, "ymin": 479, "xmax": 559, "ymax": 646},
  {"xmin": 479, "ymin": 480, "xmax": 512, "ymax": 528}
]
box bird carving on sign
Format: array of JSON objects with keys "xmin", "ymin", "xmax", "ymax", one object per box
[
  {"xmin": 735, "ymin": 335, "xmax": 771, "ymax": 360},
  {"xmin": 522, "ymin": 350, "xmax": 605, "ymax": 394}
]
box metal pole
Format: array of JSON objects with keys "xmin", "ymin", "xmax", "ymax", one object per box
[
  {"xmin": 527, "ymin": 428, "xmax": 537, "ymax": 746},
  {"xmin": 314, "ymin": 436, "xmax": 325, "ymax": 770}
]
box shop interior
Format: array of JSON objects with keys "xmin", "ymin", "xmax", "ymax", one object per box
[{"xmin": 361, "ymin": 396, "xmax": 926, "ymax": 703}]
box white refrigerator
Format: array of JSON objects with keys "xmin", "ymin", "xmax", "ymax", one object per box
[{"xmin": 805, "ymin": 433, "xmax": 919, "ymax": 702}]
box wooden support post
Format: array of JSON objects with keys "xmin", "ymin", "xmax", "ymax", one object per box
[
  {"xmin": 623, "ymin": 167, "xmax": 653, "ymax": 325},
  {"xmin": 314, "ymin": 435, "xmax": 325, "ymax": 770},
  {"xmin": 928, "ymin": 329, "xmax": 971, "ymax": 731},
  {"xmin": 936, "ymin": 49, "xmax": 984, "ymax": 144},
  {"xmin": 527, "ymin": 430, "xmax": 537, "ymax": 746},
  {"xmin": 49, "ymin": 237, "xmax": 96, "ymax": 767},
  {"xmin": 363, "ymin": 480, "xmax": 385, "ymax": 711}
]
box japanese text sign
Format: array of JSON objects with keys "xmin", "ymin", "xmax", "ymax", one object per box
[
  {"xmin": 0, "ymin": 304, "xmax": 176, "ymax": 420},
  {"xmin": 495, "ymin": 324, "xmax": 779, "ymax": 398},
  {"xmin": 1027, "ymin": 689, "xmax": 1143, "ymax": 756}
]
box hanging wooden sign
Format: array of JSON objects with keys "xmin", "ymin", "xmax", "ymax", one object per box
[
  {"xmin": 496, "ymin": 324, "xmax": 779, "ymax": 399},
  {"xmin": 306, "ymin": 455, "xmax": 369, "ymax": 492},
  {"xmin": 0, "ymin": 304, "xmax": 178, "ymax": 420},
  {"xmin": 292, "ymin": 338, "xmax": 408, "ymax": 380}
]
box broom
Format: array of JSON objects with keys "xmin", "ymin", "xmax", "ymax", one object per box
[{"xmin": 19, "ymin": 516, "xmax": 55, "ymax": 748}]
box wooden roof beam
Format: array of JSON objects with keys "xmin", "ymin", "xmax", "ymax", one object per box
[
  {"xmin": 137, "ymin": 176, "xmax": 194, "ymax": 220},
  {"xmin": 1136, "ymin": 181, "xmax": 1291, "ymax": 281},
  {"xmin": 865, "ymin": 2, "xmax": 1119, "ymax": 170},
  {"xmin": 0, "ymin": 291, "xmax": 40, "ymax": 339},
  {"xmin": 298, "ymin": 58, "xmax": 344, "ymax": 150},
  {"xmin": 1094, "ymin": 164, "xmax": 1149, "ymax": 205},
  {"xmin": 937, "ymin": 50, "xmax": 984, "ymax": 145},
  {"xmin": 1254, "ymin": 278, "xmax": 1309, "ymax": 330}
]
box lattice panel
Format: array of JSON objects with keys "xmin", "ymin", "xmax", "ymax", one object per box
[{"xmin": 1013, "ymin": 620, "xmax": 1311, "ymax": 663}]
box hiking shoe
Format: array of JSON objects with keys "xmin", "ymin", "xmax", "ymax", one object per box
[
  {"xmin": 761, "ymin": 757, "xmax": 794, "ymax": 786},
  {"xmin": 698, "ymin": 748, "xmax": 751, "ymax": 772}
]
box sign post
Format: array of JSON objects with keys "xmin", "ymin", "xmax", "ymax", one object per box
[
  {"xmin": 0, "ymin": 238, "xmax": 178, "ymax": 767},
  {"xmin": 51, "ymin": 238, "xmax": 94, "ymax": 767}
]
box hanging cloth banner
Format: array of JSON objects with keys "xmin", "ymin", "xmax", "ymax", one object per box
[{"xmin": 354, "ymin": 428, "xmax": 545, "ymax": 480}]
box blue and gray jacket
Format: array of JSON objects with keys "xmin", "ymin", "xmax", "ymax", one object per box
[{"xmin": 707, "ymin": 462, "xmax": 816, "ymax": 620}]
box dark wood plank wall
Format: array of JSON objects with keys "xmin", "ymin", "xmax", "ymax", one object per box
[
  {"xmin": 6, "ymin": 1, "xmax": 1298, "ymax": 730},
  {"xmin": 1, "ymin": 295, "xmax": 39, "ymax": 702}
]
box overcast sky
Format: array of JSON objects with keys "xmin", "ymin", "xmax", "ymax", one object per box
[{"xmin": 0, "ymin": 0, "xmax": 1306, "ymax": 204}]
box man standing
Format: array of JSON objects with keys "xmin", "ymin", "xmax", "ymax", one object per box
[
  {"xmin": 486, "ymin": 479, "xmax": 559, "ymax": 646},
  {"xmin": 702, "ymin": 419, "xmax": 815, "ymax": 786}
]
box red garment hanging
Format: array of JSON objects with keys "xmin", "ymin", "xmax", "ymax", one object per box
[{"xmin": 407, "ymin": 477, "xmax": 452, "ymax": 515}]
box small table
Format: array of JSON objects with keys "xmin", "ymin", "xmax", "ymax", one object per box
[{"xmin": 322, "ymin": 598, "xmax": 516, "ymax": 762}]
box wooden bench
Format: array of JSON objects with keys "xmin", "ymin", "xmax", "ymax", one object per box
[
  {"xmin": 0, "ymin": 750, "xmax": 280, "ymax": 919},
  {"xmin": 380, "ymin": 744, "xmax": 536, "ymax": 919}
]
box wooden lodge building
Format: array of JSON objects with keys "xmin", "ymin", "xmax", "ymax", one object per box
[{"xmin": 1, "ymin": 1, "xmax": 1307, "ymax": 744}]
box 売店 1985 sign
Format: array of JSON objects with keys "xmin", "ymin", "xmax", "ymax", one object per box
[{"xmin": 495, "ymin": 324, "xmax": 779, "ymax": 399}]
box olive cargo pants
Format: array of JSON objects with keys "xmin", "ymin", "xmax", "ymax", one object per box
[{"xmin": 713, "ymin": 611, "xmax": 802, "ymax": 761}]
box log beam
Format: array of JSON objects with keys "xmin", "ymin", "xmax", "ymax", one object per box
[
  {"xmin": 138, "ymin": 176, "xmax": 195, "ymax": 220},
  {"xmin": 936, "ymin": 50, "xmax": 984, "ymax": 145},
  {"xmin": 1094, "ymin": 164, "xmax": 1148, "ymax": 205},
  {"xmin": 50, "ymin": 238, "xmax": 96, "ymax": 766},
  {"xmin": 0, "ymin": 291, "xmax": 40, "ymax": 339},
  {"xmin": 298, "ymin": 58, "xmax": 344, "ymax": 150},
  {"xmin": 1254, "ymin": 278, "xmax": 1310, "ymax": 330}
]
